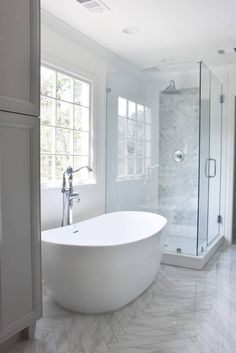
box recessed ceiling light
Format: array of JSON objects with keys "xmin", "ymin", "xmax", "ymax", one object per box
[
  {"xmin": 142, "ymin": 66, "xmax": 160, "ymax": 73},
  {"xmin": 123, "ymin": 26, "xmax": 140, "ymax": 35}
]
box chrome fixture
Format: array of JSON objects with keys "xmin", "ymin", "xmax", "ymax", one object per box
[
  {"xmin": 163, "ymin": 80, "xmax": 180, "ymax": 95},
  {"xmin": 173, "ymin": 150, "xmax": 185, "ymax": 162},
  {"xmin": 61, "ymin": 165, "xmax": 93, "ymax": 227},
  {"xmin": 205, "ymin": 158, "xmax": 216, "ymax": 178}
]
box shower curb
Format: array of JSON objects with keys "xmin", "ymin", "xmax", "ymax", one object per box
[{"xmin": 161, "ymin": 235, "xmax": 225, "ymax": 270}]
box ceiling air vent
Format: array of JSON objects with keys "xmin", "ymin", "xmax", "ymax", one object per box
[{"xmin": 76, "ymin": 0, "xmax": 111, "ymax": 13}]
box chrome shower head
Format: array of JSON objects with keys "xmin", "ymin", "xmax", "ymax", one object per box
[{"xmin": 163, "ymin": 80, "xmax": 180, "ymax": 94}]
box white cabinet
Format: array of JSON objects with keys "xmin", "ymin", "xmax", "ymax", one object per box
[
  {"xmin": 0, "ymin": 112, "xmax": 41, "ymax": 343},
  {"xmin": 0, "ymin": 0, "xmax": 40, "ymax": 116},
  {"xmin": 0, "ymin": 0, "xmax": 41, "ymax": 344}
]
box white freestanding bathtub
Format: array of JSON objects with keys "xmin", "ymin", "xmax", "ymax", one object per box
[{"xmin": 42, "ymin": 211, "xmax": 167, "ymax": 314}]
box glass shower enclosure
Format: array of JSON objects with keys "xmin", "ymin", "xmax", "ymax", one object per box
[{"xmin": 106, "ymin": 62, "xmax": 223, "ymax": 257}]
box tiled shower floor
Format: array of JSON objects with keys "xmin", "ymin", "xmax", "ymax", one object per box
[{"xmin": 3, "ymin": 245, "xmax": 236, "ymax": 353}]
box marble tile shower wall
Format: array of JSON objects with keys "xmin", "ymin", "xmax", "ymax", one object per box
[{"xmin": 159, "ymin": 88, "xmax": 200, "ymax": 255}]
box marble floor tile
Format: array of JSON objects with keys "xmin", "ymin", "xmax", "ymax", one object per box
[{"xmin": 3, "ymin": 245, "xmax": 236, "ymax": 353}]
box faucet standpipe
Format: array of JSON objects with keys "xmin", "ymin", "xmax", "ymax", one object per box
[{"xmin": 61, "ymin": 165, "xmax": 93, "ymax": 227}]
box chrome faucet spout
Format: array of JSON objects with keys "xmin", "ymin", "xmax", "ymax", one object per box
[
  {"xmin": 61, "ymin": 165, "xmax": 93, "ymax": 227},
  {"xmin": 69, "ymin": 165, "xmax": 93, "ymax": 174}
]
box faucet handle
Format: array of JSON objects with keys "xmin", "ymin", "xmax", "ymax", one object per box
[
  {"xmin": 71, "ymin": 192, "xmax": 79, "ymax": 197},
  {"xmin": 70, "ymin": 192, "xmax": 80, "ymax": 202}
]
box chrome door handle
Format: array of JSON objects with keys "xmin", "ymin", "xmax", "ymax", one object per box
[
  {"xmin": 210, "ymin": 158, "xmax": 216, "ymax": 178},
  {"xmin": 205, "ymin": 159, "xmax": 210, "ymax": 178},
  {"xmin": 205, "ymin": 158, "xmax": 216, "ymax": 178}
]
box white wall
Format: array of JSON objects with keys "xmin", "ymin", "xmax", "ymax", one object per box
[{"xmin": 40, "ymin": 11, "xmax": 141, "ymax": 230}]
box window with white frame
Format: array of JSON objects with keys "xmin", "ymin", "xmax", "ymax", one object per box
[
  {"xmin": 117, "ymin": 97, "xmax": 151, "ymax": 179},
  {"xmin": 40, "ymin": 65, "xmax": 93, "ymax": 186}
]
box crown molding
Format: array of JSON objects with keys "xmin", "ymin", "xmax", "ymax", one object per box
[{"xmin": 41, "ymin": 9, "xmax": 141, "ymax": 76}]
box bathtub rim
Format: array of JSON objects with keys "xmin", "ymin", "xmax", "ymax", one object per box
[{"xmin": 41, "ymin": 211, "xmax": 167, "ymax": 249}]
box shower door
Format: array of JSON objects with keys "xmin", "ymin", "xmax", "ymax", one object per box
[
  {"xmin": 198, "ymin": 63, "xmax": 222, "ymax": 254},
  {"xmin": 207, "ymin": 73, "xmax": 222, "ymax": 245}
]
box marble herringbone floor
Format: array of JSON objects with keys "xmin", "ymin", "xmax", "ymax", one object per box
[{"xmin": 4, "ymin": 245, "xmax": 236, "ymax": 353}]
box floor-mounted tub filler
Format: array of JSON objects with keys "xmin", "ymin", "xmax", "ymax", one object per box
[{"xmin": 42, "ymin": 211, "xmax": 167, "ymax": 313}]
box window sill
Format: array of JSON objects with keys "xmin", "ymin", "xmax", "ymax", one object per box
[
  {"xmin": 41, "ymin": 180, "xmax": 97, "ymax": 190},
  {"xmin": 116, "ymin": 176, "xmax": 145, "ymax": 182}
]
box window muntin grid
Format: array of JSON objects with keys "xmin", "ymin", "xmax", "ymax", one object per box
[
  {"xmin": 117, "ymin": 97, "xmax": 152, "ymax": 179},
  {"xmin": 40, "ymin": 65, "xmax": 93, "ymax": 186}
]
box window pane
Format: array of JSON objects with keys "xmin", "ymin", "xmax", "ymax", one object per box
[
  {"xmin": 41, "ymin": 125, "xmax": 54, "ymax": 153},
  {"xmin": 74, "ymin": 131, "xmax": 89, "ymax": 155},
  {"xmin": 118, "ymin": 117, "xmax": 126, "ymax": 136},
  {"xmin": 128, "ymin": 158, "xmax": 135, "ymax": 175},
  {"xmin": 56, "ymin": 155, "xmax": 73, "ymax": 181},
  {"xmin": 146, "ymin": 124, "xmax": 151, "ymax": 140},
  {"xmin": 117, "ymin": 157, "xmax": 126, "ymax": 177},
  {"xmin": 145, "ymin": 158, "xmax": 151, "ymax": 170},
  {"xmin": 127, "ymin": 139, "xmax": 135, "ymax": 155},
  {"xmin": 145, "ymin": 107, "xmax": 151, "ymax": 124},
  {"xmin": 118, "ymin": 97, "xmax": 127, "ymax": 117},
  {"xmin": 56, "ymin": 128, "xmax": 73, "ymax": 155},
  {"xmin": 41, "ymin": 67, "xmax": 56, "ymax": 97},
  {"xmin": 136, "ymin": 159, "xmax": 143, "ymax": 175},
  {"xmin": 137, "ymin": 104, "xmax": 144, "ymax": 121},
  {"xmin": 127, "ymin": 120, "xmax": 136, "ymax": 138},
  {"xmin": 74, "ymin": 80, "xmax": 90, "ymax": 107},
  {"xmin": 137, "ymin": 141, "xmax": 144, "ymax": 157},
  {"xmin": 137, "ymin": 122, "xmax": 145, "ymax": 139},
  {"xmin": 41, "ymin": 155, "xmax": 53, "ymax": 183},
  {"xmin": 74, "ymin": 106, "xmax": 89, "ymax": 131},
  {"xmin": 118, "ymin": 138, "xmax": 126, "ymax": 155},
  {"xmin": 128, "ymin": 101, "xmax": 136, "ymax": 119},
  {"xmin": 146, "ymin": 141, "xmax": 151, "ymax": 158},
  {"xmin": 41, "ymin": 97, "xmax": 56, "ymax": 125},
  {"xmin": 57, "ymin": 101, "xmax": 73, "ymax": 128},
  {"xmin": 73, "ymin": 156, "xmax": 91, "ymax": 182},
  {"xmin": 57, "ymin": 73, "xmax": 73, "ymax": 102},
  {"xmin": 40, "ymin": 66, "xmax": 92, "ymax": 185}
]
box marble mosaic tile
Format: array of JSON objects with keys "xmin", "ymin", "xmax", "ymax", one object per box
[{"xmin": 159, "ymin": 88, "xmax": 200, "ymax": 255}]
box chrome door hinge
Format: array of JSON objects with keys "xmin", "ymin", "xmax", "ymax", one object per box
[
  {"xmin": 220, "ymin": 94, "xmax": 225, "ymax": 104},
  {"xmin": 106, "ymin": 88, "xmax": 111, "ymax": 93},
  {"xmin": 218, "ymin": 215, "xmax": 223, "ymax": 224}
]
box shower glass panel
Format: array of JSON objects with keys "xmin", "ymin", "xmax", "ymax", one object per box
[
  {"xmin": 106, "ymin": 62, "xmax": 223, "ymax": 258},
  {"xmin": 198, "ymin": 63, "xmax": 223, "ymax": 254},
  {"xmin": 207, "ymin": 72, "xmax": 223, "ymax": 245},
  {"xmin": 198, "ymin": 63, "xmax": 211, "ymax": 254},
  {"xmin": 106, "ymin": 72, "xmax": 158, "ymax": 213},
  {"xmin": 158, "ymin": 67, "xmax": 200, "ymax": 256}
]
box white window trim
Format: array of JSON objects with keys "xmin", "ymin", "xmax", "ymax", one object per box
[
  {"xmin": 40, "ymin": 62, "xmax": 95, "ymax": 189},
  {"xmin": 116, "ymin": 97, "xmax": 152, "ymax": 181}
]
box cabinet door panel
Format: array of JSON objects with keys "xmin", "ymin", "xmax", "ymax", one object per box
[
  {"xmin": 0, "ymin": 112, "xmax": 41, "ymax": 339},
  {"xmin": 0, "ymin": 0, "xmax": 40, "ymax": 116},
  {"xmin": 0, "ymin": 127, "xmax": 33, "ymax": 326}
]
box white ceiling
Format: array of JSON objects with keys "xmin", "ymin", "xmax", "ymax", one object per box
[{"xmin": 41, "ymin": 0, "xmax": 236, "ymax": 69}]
